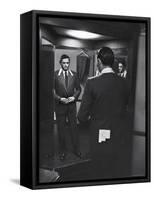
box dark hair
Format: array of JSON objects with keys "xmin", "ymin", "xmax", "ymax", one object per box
[
  {"xmin": 97, "ymin": 47, "xmax": 114, "ymax": 67},
  {"xmin": 59, "ymin": 54, "xmax": 70, "ymax": 63},
  {"xmin": 118, "ymin": 59, "xmax": 126, "ymax": 68}
]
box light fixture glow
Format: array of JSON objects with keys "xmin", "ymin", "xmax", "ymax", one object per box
[{"xmin": 66, "ymin": 30, "xmax": 103, "ymax": 39}]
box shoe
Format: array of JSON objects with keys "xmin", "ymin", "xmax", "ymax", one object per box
[
  {"xmin": 59, "ymin": 153, "xmax": 66, "ymax": 161},
  {"xmin": 74, "ymin": 151, "xmax": 82, "ymax": 159}
]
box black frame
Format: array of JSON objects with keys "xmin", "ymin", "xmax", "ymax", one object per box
[{"xmin": 20, "ymin": 10, "xmax": 151, "ymax": 189}]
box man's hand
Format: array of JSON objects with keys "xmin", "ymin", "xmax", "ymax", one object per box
[
  {"xmin": 68, "ymin": 96, "xmax": 75, "ymax": 103},
  {"xmin": 60, "ymin": 98, "xmax": 69, "ymax": 104}
]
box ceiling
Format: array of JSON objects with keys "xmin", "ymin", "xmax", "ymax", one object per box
[{"xmin": 39, "ymin": 17, "xmax": 143, "ymax": 49}]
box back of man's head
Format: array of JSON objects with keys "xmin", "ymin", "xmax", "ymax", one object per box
[{"xmin": 97, "ymin": 47, "xmax": 114, "ymax": 67}]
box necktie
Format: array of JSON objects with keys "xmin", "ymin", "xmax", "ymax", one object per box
[{"xmin": 65, "ymin": 71, "xmax": 68, "ymax": 88}]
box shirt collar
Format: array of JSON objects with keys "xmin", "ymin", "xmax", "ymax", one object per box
[
  {"xmin": 100, "ymin": 67, "xmax": 114, "ymax": 75},
  {"xmin": 58, "ymin": 68, "xmax": 73, "ymax": 76}
]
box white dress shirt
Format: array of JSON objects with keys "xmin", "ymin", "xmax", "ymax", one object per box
[
  {"xmin": 95, "ymin": 67, "xmax": 114, "ymax": 76},
  {"xmin": 58, "ymin": 68, "xmax": 73, "ymax": 78}
]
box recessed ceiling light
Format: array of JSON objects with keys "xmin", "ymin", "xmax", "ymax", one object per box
[{"xmin": 66, "ymin": 30, "xmax": 103, "ymax": 39}]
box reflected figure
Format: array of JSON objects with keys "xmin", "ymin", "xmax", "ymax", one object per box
[
  {"xmin": 117, "ymin": 60, "xmax": 127, "ymax": 78},
  {"xmin": 53, "ymin": 54, "xmax": 82, "ymax": 161}
]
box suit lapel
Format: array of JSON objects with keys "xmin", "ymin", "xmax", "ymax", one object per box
[
  {"xmin": 58, "ymin": 70, "xmax": 74, "ymax": 94},
  {"xmin": 67, "ymin": 72, "xmax": 74, "ymax": 92},
  {"xmin": 58, "ymin": 73, "xmax": 68, "ymax": 93}
]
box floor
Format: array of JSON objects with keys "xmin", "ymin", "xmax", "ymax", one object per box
[{"xmin": 39, "ymin": 123, "xmax": 146, "ymax": 183}]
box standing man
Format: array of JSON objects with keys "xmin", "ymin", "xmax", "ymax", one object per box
[
  {"xmin": 118, "ymin": 60, "xmax": 127, "ymax": 78},
  {"xmin": 78, "ymin": 47, "xmax": 131, "ymax": 178},
  {"xmin": 54, "ymin": 54, "xmax": 81, "ymax": 161}
]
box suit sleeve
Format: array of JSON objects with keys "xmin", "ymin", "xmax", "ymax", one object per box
[
  {"xmin": 73, "ymin": 73, "xmax": 81, "ymax": 100},
  {"xmin": 119, "ymin": 77, "xmax": 129, "ymax": 116},
  {"xmin": 53, "ymin": 89, "xmax": 61, "ymax": 101},
  {"xmin": 121, "ymin": 78, "xmax": 129, "ymax": 107},
  {"xmin": 77, "ymin": 79, "xmax": 92, "ymax": 122}
]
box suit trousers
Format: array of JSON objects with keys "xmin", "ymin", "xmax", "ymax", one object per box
[{"xmin": 56, "ymin": 107, "xmax": 79, "ymax": 154}]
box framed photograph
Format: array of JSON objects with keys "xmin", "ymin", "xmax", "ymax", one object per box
[{"xmin": 20, "ymin": 10, "xmax": 150, "ymax": 189}]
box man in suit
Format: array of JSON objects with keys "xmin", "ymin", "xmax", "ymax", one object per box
[
  {"xmin": 78, "ymin": 47, "xmax": 131, "ymax": 179},
  {"xmin": 54, "ymin": 54, "xmax": 81, "ymax": 161},
  {"xmin": 118, "ymin": 60, "xmax": 127, "ymax": 78}
]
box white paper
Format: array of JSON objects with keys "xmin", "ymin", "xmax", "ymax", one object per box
[{"xmin": 98, "ymin": 129, "xmax": 111, "ymax": 143}]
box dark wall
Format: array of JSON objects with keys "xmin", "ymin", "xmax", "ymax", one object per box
[
  {"xmin": 39, "ymin": 46, "xmax": 55, "ymax": 160},
  {"xmin": 39, "ymin": 46, "xmax": 54, "ymax": 122}
]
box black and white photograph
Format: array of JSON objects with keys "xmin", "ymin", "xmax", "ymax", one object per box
[
  {"xmin": 1, "ymin": 0, "xmax": 154, "ymax": 198},
  {"xmin": 37, "ymin": 13, "xmax": 150, "ymax": 185},
  {"xmin": 20, "ymin": 10, "xmax": 150, "ymax": 189}
]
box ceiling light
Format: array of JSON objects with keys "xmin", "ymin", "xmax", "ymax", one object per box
[{"xmin": 66, "ymin": 30, "xmax": 103, "ymax": 39}]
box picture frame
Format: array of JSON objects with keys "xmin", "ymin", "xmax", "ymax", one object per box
[{"xmin": 20, "ymin": 10, "xmax": 151, "ymax": 189}]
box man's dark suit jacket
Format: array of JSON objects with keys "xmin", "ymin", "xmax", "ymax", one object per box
[
  {"xmin": 54, "ymin": 69, "xmax": 81, "ymax": 115},
  {"xmin": 78, "ymin": 72, "xmax": 130, "ymax": 178},
  {"xmin": 78, "ymin": 72, "xmax": 128, "ymax": 123}
]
